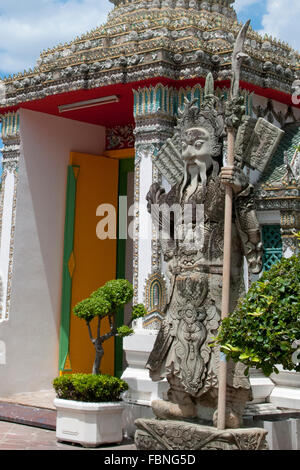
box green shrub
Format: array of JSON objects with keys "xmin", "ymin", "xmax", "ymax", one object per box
[
  {"xmin": 132, "ymin": 304, "xmax": 148, "ymax": 320},
  {"xmin": 53, "ymin": 374, "xmax": 129, "ymax": 402},
  {"xmin": 215, "ymin": 254, "xmax": 300, "ymax": 376},
  {"xmin": 91, "ymin": 279, "xmax": 134, "ymax": 312},
  {"xmin": 72, "ymin": 279, "xmax": 147, "ymax": 375}
]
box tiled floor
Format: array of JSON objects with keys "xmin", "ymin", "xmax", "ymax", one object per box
[{"xmin": 0, "ymin": 420, "xmax": 136, "ymax": 451}]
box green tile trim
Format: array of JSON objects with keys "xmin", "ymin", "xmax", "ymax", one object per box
[
  {"xmin": 262, "ymin": 225, "xmax": 283, "ymax": 271},
  {"xmin": 58, "ymin": 165, "xmax": 80, "ymax": 372}
]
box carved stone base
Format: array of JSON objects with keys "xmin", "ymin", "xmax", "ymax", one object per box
[{"xmin": 135, "ymin": 419, "xmax": 268, "ymax": 450}]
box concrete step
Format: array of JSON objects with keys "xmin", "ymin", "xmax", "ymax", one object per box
[{"xmin": 0, "ymin": 402, "xmax": 56, "ymax": 430}]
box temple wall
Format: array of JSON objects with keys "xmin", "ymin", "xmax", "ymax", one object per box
[{"xmin": 0, "ymin": 109, "xmax": 105, "ymax": 396}]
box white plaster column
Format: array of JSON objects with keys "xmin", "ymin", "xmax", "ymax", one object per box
[
  {"xmin": 0, "ymin": 112, "xmax": 20, "ymax": 322},
  {"xmin": 133, "ymin": 145, "xmax": 154, "ymax": 305}
]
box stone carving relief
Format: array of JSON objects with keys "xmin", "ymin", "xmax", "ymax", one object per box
[
  {"xmin": 143, "ymin": 73, "xmax": 283, "ymax": 432},
  {"xmin": 135, "ymin": 418, "xmax": 268, "ymax": 451}
]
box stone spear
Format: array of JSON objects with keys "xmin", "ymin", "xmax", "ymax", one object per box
[{"xmin": 217, "ymin": 19, "xmax": 251, "ymax": 431}]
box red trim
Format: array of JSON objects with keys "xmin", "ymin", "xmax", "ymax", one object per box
[{"xmin": 0, "ymin": 77, "xmax": 297, "ymax": 128}]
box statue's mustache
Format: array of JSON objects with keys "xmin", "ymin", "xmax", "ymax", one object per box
[{"xmin": 180, "ymin": 156, "xmax": 213, "ymax": 200}]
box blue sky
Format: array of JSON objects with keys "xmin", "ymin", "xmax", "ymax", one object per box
[
  {"xmin": 0, "ymin": 0, "xmax": 299, "ymax": 174},
  {"xmin": 0, "ymin": 0, "xmax": 299, "ymax": 80},
  {"xmin": 236, "ymin": 0, "xmax": 267, "ymax": 31}
]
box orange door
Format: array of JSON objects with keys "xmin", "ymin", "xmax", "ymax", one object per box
[{"xmin": 68, "ymin": 152, "xmax": 119, "ymax": 374}]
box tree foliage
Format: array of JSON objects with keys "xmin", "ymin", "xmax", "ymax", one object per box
[
  {"xmin": 53, "ymin": 374, "xmax": 129, "ymax": 402},
  {"xmin": 215, "ymin": 251, "xmax": 300, "ymax": 377},
  {"xmin": 73, "ymin": 279, "xmax": 147, "ymax": 375}
]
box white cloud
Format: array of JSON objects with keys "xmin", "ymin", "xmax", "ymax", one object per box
[
  {"xmin": 0, "ymin": 0, "xmax": 112, "ymax": 75},
  {"xmin": 260, "ymin": 0, "xmax": 300, "ymax": 52},
  {"xmin": 0, "ymin": 0, "xmax": 299, "ymax": 77}
]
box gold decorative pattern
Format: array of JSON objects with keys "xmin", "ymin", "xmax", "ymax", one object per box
[{"xmin": 68, "ymin": 252, "xmax": 76, "ymax": 279}]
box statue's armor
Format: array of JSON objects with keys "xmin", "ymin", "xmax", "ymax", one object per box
[{"xmin": 147, "ymin": 173, "xmax": 254, "ymax": 412}]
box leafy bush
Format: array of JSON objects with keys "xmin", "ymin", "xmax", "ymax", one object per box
[
  {"xmin": 91, "ymin": 279, "xmax": 134, "ymax": 312},
  {"xmin": 73, "ymin": 279, "xmax": 147, "ymax": 375},
  {"xmin": 53, "ymin": 374, "xmax": 129, "ymax": 402},
  {"xmin": 132, "ymin": 304, "xmax": 148, "ymax": 320},
  {"xmin": 215, "ymin": 254, "xmax": 300, "ymax": 377}
]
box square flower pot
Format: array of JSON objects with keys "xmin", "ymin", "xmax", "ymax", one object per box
[{"xmin": 54, "ymin": 398, "xmax": 124, "ymax": 448}]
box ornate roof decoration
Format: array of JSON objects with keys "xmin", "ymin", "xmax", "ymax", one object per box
[
  {"xmin": 1, "ymin": 0, "xmax": 299, "ymax": 109},
  {"xmin": 260, "ymin": 123, "xmax": 300, "ymax": 186}
]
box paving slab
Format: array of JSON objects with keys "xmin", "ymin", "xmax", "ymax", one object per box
[
  {"xmin": 0, "ymin": 421, "xmax": 136, "ymax": 451},
  {"xmin": 0, "ymin": 402, "xmax": 56, "ymax": 430},
  {"xmin": 0, "ymin": 390, "xmax": 56, "ymax": 410}
]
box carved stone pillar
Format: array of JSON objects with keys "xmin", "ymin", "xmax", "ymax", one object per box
[
  {"xmin": 132, "ymin": 84, "xmax": 175, "ymax": 319},
  {"xmin": 0, "ymin": 112, "xmax": 20, "ymax": 322},
  {"xmin": 122, "ymin": 85, "xmax": 176, "ymax": 431},
  {"xmin": 280, "ymin": 209, "xmax": 300, "ymax": 258}
]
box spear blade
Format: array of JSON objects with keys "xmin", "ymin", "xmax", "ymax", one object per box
[{"xmin": 230, "ymin": 19, "xmax": 251, "ymax": 99}]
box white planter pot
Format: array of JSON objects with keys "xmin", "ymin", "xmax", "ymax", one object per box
[{"xmin": 54, "ymin": 398, "xmax": 124, "ymax": 448}]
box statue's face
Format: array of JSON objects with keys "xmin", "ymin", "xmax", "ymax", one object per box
[{"xmin": 181, "ymin": 127, "xmax": 211, "ymax": 165}]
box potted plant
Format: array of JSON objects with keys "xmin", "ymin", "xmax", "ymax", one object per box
[
  {"xmin": 214, "ymin": 240, "xmax": 300, "ymax": 378},
  {"xmin": 53, "ymin": 279, "xmax": 147, "ymax": 448}
]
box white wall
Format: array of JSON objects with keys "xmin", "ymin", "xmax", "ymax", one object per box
[{"xmin": 0, "ymin": 109, "xmax": 105, "ymax": 396}]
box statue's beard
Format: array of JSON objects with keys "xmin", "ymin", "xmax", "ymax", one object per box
[{"xmin": 180, "ymin": 156, "xmax": 214, "ymax": 201}]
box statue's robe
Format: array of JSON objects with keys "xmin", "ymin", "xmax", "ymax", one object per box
[{"xmin": 147, "ymin": 171, "xmax": 258, "ymax": 410}]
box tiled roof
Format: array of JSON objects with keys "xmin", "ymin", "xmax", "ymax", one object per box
[{"xmin": 0, "ymin": 0, "xmax": 299, "ymax": 109}]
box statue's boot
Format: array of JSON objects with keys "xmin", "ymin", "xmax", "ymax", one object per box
[
  {"xmin": 151, "ymin": 399, "xmax": 197, "ymax": 421},
  {"xmin": 151, "ymin": 375, "xmax": 198, "ymax": 420}
]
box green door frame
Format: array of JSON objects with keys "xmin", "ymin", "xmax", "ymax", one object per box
[
  {"xmin": 58, "ymin": 165, "xmax": 80, "ymax": 372},
  {"xmin": 115, "ymin": 158, "xmax": 135, "ymax": 378},
  {"xmin": 59, "ymin": 157, "xmax": 134, "ymax": 377}
]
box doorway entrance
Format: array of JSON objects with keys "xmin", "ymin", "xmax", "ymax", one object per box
[{"xmin": 58, "ymin": 151, "xmax": 134, "ymax": 376}]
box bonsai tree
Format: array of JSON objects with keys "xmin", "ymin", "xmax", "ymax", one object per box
[
  {"xmin": 73, "ymin": 279, "xmax": 147, "ymax": 375},
  {"xmin": 215, "ymin": 233, "xmax": 300, "ymax": 377}
]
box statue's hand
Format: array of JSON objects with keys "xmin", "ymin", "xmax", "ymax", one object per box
[{"xmin": 220, "ymin": 166, "xmax": 248, "ymax": 195}]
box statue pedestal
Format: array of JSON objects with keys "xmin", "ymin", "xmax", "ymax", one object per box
[
  {"xmin": 135, "ymin": 418, "xmax": 268, "ymax": 450},
  {"xmin": 121, "ymin": 329, "xmax": 169, "ymax": 437},
  {"xmin": 269, "ymin": 366, "xmax": 300, "ymax": 410},
  {"xmin": 250, "ymin": 368, "xmax": 275, "ymax": 403}
]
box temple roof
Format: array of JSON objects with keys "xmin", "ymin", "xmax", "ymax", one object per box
[{"xmin": 0, "ymin": 0, "xmax": 299, "ymax": 110}]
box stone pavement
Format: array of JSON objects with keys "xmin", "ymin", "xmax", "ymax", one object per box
[
  {"xmin": 0, "ymin": 390, "xmax": 137, "ymax": 450},
  {"xmin": 0, "ymin": 420, "xmax": 137, "ymax": 451},
  {"xmin": 0, "ymin": 390, "xmax": 56, "ymax": 410}
]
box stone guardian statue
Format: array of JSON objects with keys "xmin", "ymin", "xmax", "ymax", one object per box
[{"xmin": 145, "ymin": 74, "xmax": 263, "ymax": 428}]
